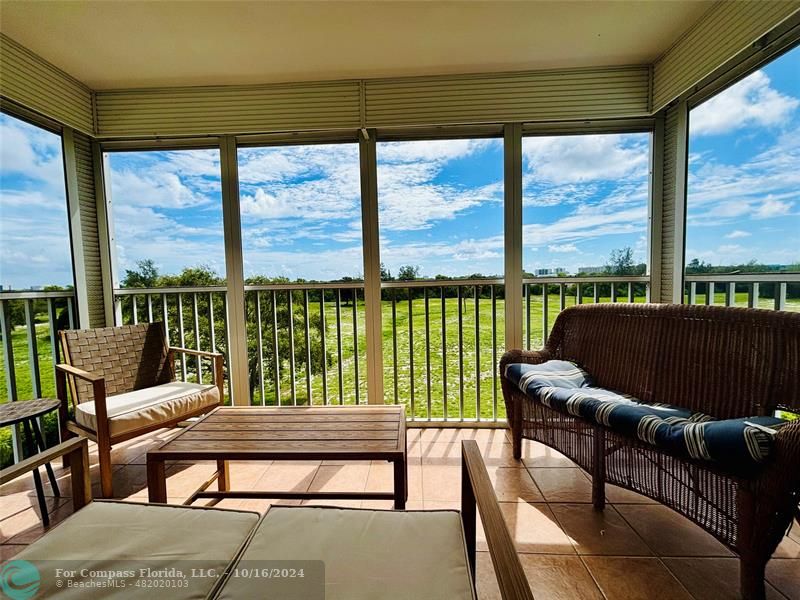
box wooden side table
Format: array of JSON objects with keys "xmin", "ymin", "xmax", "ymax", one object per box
[{"xmin": 0, "ymin": 398, "xmax": 62, "ymax": 526}]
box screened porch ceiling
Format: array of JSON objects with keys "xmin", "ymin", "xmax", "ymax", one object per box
[{"xmin": 1, "ymin": 0, "xmax": 714, "ymax": 89}]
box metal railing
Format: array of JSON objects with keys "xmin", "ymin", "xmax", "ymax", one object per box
[
  {"xmin": 522, "ymin": 276, "xmax": 651, "ymax": 350},
  {"xmin": 684, "ymin": 273, "xmax": 800, "ymax": 311},
  {"xmin": 0, "ymin": 290, "xmax": 77, "ymax": 462}
]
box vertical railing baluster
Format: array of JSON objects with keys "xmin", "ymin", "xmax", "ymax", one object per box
[
  {"xmin": 304, "ymin": 289, "xmax": 312, "ymax": 405},
  {"xmin": 525, "ymin": 284, "xmax": 531, "ymax": 350},
  {"xmin": 352, "ymin": 288, "xmax": 360, "ymax": 405},
  {"xmin": 474, "ymin": 285, "xmax": 481, "ymax": 422},
  {"xmin": 748, "ymin": 282, "xmax": 759, "ymax": 309},
  {"xmin": 320, "ymin": 290, "xmax": 328, "ymax": 405},
  {"xmin": 192, "ymin": 293, "xmax": 202, "ymax": 382},
  {"xmin": 1, "ymin": 300, "xmax": 22, "ymax": 462},
  {"xmin": 272, "ymin": 290, "xmax": 281, "ymax": 406},
  {"xmin": 177, "ymin": 294, "xmax": 186, "ymax": 380},
  {"xmin": 408, "ymin": 288, "xmax": 415, "ymax": 420},
  {"xmin": 706, "ymin": 282, "xmax": 715, "ymax": 305},
  {"xmin": 775, "ymin": 282, "xmax": 787, "ymax": 311},
  {"xmin": 457, "ymin": 285, "xmax": 464, "ymax": 421},
  {"xmin": 66, "ymin": 297, "xmax": 75, "ymax": 329},
  {"xmin": 627, "ymin": 282, "xmax": 634, "ymax": 303},
  {"xmin": 147, "ymin": 294, "xmax": 153, "ymax": 322},
  {"xmin": 559, "ymin": 283, "xmax": 566, "ymax": 312},
  {"xmin": 593, "ymin": 283, "xmax": 599, "ymax": 303},
  {"xmin": 162, "ymin": 294, "xmax": 170, "ymax": 346},
  {"xmin": 24, "ymin": 299, "xmax": 41, "ymax": 398},
  {"xmin": 391, "ymin": 289, "xmax": 398, "ymax": 405},
  {"xmin": 132, "ymin": 295, "xmax": 138, "ymax": 325},
  {"xmin": 611, "ymin": 282, "xmax": 617, "ymax": 303},
  {"xmin": 256, "ymin": 292, "xmax": 265, "ymax": 405},
  {"xmin": 576, "ymin": 282, "xmax": 583, "ymax": 305},
  {"xmin": 689, "ymin": 282, "xmax": 697, "ymax": 305},
  {"xmin": 441, "ymin": 286, "xmax": 447, "ymax": 421},
  {"xmin": 222, "ymin": 293, "xmax": 232, "ymax": 401},
  {"xmin": 724, "ymin": 283, "xmax": 735, "ymax": 307},
  {"xmin": 336, "ymin": 289, "xmax": 343, "ymax": 405},
  {"xmin": 542, "ymin": 284, "xmax": 549, "ymax": 344},
  {"xmin": 288, "ymin": 290, "xmax": 296, "ymax": 406},
  {"xmin": 424, "ymin": 287, "xmax": 431, "ymax": 420},
  {"xmin": 47, "ymin": 298, "xmax": 59, "ymax": 385},
  {"xmin": 208, "ymin": 292, "xmax": 216, "ymax": 351},
  {"xmin": 491, "ymin": 285, "xmax": 497, "ymax": 422}
]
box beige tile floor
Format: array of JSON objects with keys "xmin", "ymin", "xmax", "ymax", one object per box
[{"xmin": 1, "ymin": 427, "xmax": 798, "ymax": 599}]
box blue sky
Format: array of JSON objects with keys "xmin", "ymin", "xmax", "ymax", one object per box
[{"xmin": 1, "ymin": 48, "xmax": 797, "ymax": 289}]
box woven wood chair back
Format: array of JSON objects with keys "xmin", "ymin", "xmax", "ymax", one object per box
[
  {"xmin": 60, "ymin": 322, "xmax": 175, "ymax": 404},
  {"xmin": 545, "ymin": 304, "xmax": 800, "ymax": 419}
]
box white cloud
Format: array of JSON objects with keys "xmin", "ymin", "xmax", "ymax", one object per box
[
  {"xmin": 724, "ymin": 230, "xmax": 750, "ymax": 239},
  {"xmin": 754, "ymin": 197, "xmax": 793, "ymax": 219},
  {"xmin": 691, "ymin": 70, "xmax": 799, "ymax": 136},
  {"xmin": 548, "ymin": 243, "xmax": 579, "ymax": 253},
  {"xmin": 522, "ymin": 134, "xmax": 649, "ymax": 184}
]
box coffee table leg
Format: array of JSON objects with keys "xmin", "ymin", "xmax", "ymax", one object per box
[
  {"xmin": 217, "ymin": 460, "xmax": 230, "ymax": 492},
  {"xmin": 147, "ymin": 457, "xmax": 167, "ymax": 503},
  {"xmin": 393, "ymin": 458, "xmax": 407, "ymax": 510}
]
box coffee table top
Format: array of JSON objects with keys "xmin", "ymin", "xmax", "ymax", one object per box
[
  {"xmin": 148, "ymin": 405, "xmax": 407, "ymax": 461},
  {"xmin": 0, "ymin": 398, "xmax": 60, "ymax": 427}
]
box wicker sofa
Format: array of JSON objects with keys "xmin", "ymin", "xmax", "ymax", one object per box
[{"xmin": 500, "ymin": 303, "xmax": 800, "ymax": 600}]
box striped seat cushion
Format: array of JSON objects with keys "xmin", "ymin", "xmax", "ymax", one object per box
[{"xmin": 505, "ymin": 360, "xmax": 788, "ymax": 476}]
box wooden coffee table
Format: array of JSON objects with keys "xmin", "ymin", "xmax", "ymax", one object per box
[{"xmin": 146, "ymin": 405, "xmax": 408, "ymax": 508}]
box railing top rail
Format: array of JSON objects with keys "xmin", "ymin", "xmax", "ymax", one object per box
[
  {"xmin": 245, "ymin": 282, "xmax": 364, "ymax": 291},
  {"xmin": 115, "ymin": 286, "xmax": 227, "ymax": 295},
  {"xmin": 522, "ymin": 276, "xmax": 649, "ymax": 284},
  {"xmin": 0, "ymin": 290, "xmax": 76, "ymax": 300},
  {"xmin": 381, "ymin": 278, "xmax": 505, "ymax": 289},
  {"xmin": 685, "ymin": 273, "xmax": 800, "ymax": 283}
]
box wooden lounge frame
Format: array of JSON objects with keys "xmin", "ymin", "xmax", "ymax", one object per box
[
  {"xmin": 56, "ymin": 323, "xmax": 224, "ymax": 499},
  {"xmin": 146, "ymin": 405, "xmax": 408, "ymax": 508},
  {"xmin": 0, "ymin": 437, "xmax": 92, "ymax": 513}
]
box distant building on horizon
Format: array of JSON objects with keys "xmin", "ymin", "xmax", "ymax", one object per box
[
  {"xmin": 577, "ymin": 266, "xmax": 605, "ymax": 274},
  {"xmin": 533, "ymin": 268, "xmax": 567, "ymax": 277}
]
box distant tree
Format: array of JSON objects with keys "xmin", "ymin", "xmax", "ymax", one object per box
[
  {"xmin": 380, "ymin": 263, "xmax": 393, "ymax": 281},
  {"xmin": 159, "ymin": 264, "xmax": 222, "ymax": 288},
  {"xmin": 397, "ymin": 265, "xmax": 420, "ymax": 281},
  {"xmin": 605, "ymin": 248, "xmax": 636, "ymax": 276},
  {"xmin": 122, "ymin": 259, "xmax": 160, "ymax": 288},
  {"xmin": 686, "ymin": 258, "xmax": 713, "ymax": 274}
]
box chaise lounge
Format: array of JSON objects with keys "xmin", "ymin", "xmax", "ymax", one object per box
[{"xmin": 501, "ymin": 303, "xmax": 800, "ymax": 600}]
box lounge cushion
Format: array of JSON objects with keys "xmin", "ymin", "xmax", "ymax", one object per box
[
  {"xmin": 505, "ymin": 360, "xmax": 788, "ymax": 475},
  {"xmin": 12, "ymin": 501, "xmax": 259, "ymax": 600},
  {"xmin": 216, "ymin": 506, "xmax": 476, "ymax": 600},
  {"xmin": 75, "ymin": 381, "xmax": 219, "ymax": 437}
]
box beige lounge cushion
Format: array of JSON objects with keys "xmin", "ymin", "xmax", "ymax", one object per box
[
  {"xmin": 13, "ymin": 501, "xmax": 259, "ymax": 600},
  {"xmin": 75, "ymin": 381, "xmax": 219, "ymax": 437},
  {"xmin": 217, "ymin": 506, "xmax": 476, "ymax": 600}
]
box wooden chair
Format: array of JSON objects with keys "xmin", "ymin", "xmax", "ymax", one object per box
[{"xmin": 56, "ymin": 322, "xmax": 223, "ymax": 498}]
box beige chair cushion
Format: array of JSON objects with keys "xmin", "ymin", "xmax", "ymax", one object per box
[
  {"xmin": 216, "ymin": 506, "xmax": 476, "ymax": 600},
  {"xmin": 75, "ymin": 381, "xmax": 219, "ymax": 437},
  {"xmin": 13, "ymin": 501, "xmax": 259, "ymax": 600}
]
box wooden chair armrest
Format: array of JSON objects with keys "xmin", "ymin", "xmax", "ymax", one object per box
[
  {"xmin": 169, "ymin": 347, "xmax": 223, "ymax": 360},
  {"xmin": 56, "ymin": 363, "xmax": 104, "ymax": 383},
  {"xmin": 461, "ymin": 440, "xmax": 533, "ymax": 600},
  {"xmin": 0, "ymin": 438, "xmax": 92, "ymax": 509}
]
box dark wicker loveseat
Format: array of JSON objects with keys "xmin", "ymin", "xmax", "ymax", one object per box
[{"xmin": 500, "ymin": 303, "xmax": 800, "ymax": 600}]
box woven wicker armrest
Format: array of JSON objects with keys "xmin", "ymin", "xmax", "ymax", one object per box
[
  {"xmin": 169, "ymin": 346, "xmax": 223, "ymax": 360},
  {"xmin": 771, "ymin": 420, "xmax": 800, "ymax": 485},
  {"xmin": 499, "ymin": 348, "xmax": 552, "ymax": 374},
  {"xmin": 55, "ymin": 363, "xmax": 104, "ymax": 383}
]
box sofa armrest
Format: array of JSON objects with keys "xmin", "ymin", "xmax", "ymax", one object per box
[
  {"xmin": 169, "ymin": 347, "xmax": 225, "ymax": 400},
  {"xmin": 499, "ymin": 348, "xmax": 552, "ymax": 375},
  {"xmin": 0, "ymin": 438, "xmax": 92, "ymax": 510},
  {"xmin": 461, "ymin": 440, "xmax": 533, "ymax": 600},
  {"xmin": 56, "ymin": 363, "xmax": 104, "ymax": 383},
  {"xmin": 169, "ymin": 346, "xmax": 223, "ymax": 360},
  {"xmin": 771, "ymin": 421, "xmax": 800, "ymax": 520}
]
